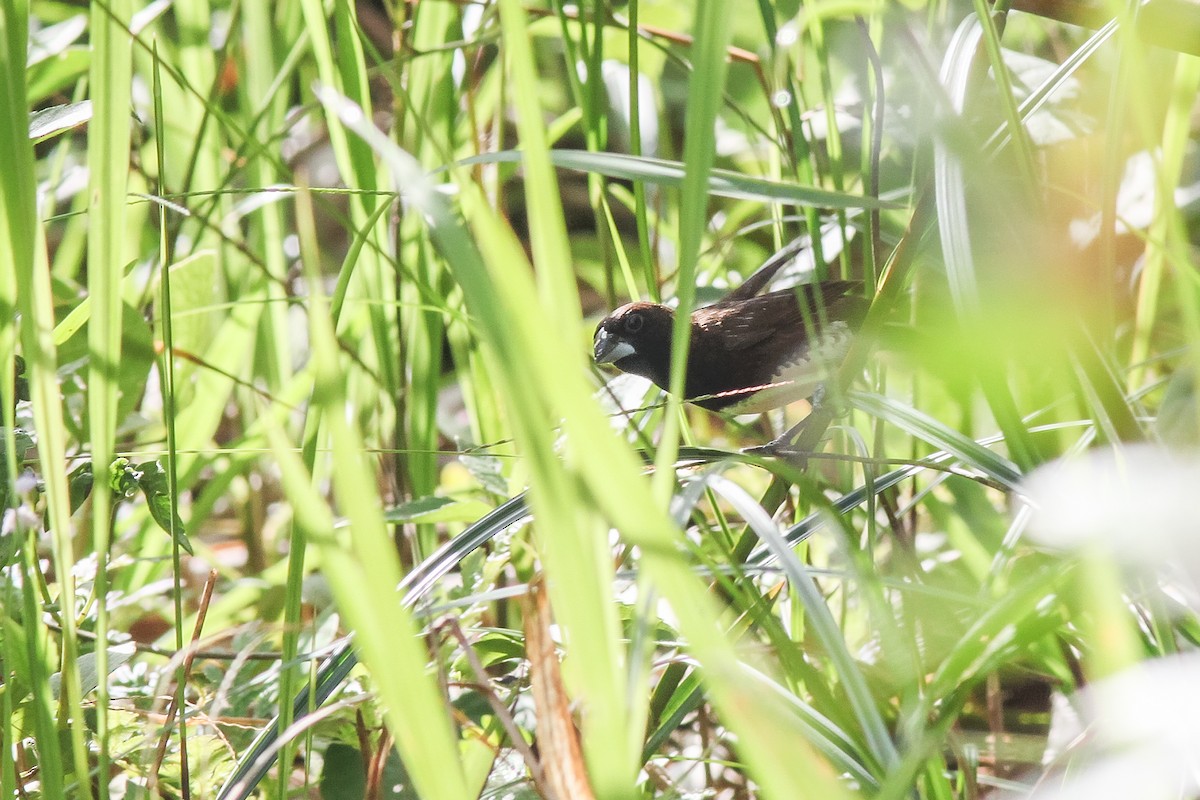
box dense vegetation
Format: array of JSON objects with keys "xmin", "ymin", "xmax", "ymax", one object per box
[{"xmin": 3, "ymin": 0, "xmax": 1199, "ymax": 798}]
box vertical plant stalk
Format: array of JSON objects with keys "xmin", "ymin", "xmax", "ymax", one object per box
[
  {"xmin": 148, "ymin": 569, "xmax": 219, "ymax": 793},
  {"xmin": 496, "ymin": 0, "xmax": 639, "ymax": 788},
  {"xmin": 0, "ymin": 0, "xmax": 66, "ymax": 794},
  {"xmin": 1127, "ymin": 55, "xmax": 1200, "ymax": 391},
  {"xmin": 150, "ymin": 40, "xmax": 191, "ymax": 798},
  {"xmin": 625, "ymin": 0, "xmax": 658, "ymax": 300},
  {"xmin": 87, "ymin": 1, "xmax": 134, "ymax": 796},
  {"xmin": 655, "ymin": 0, "xmax": 736, "ymax": 494},
  {"xmin": 523, "ymin": 578, "xmax": 596, "ymax": 800}
]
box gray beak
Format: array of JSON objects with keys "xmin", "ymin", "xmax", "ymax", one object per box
[{"xmin": 594, "ymin": 328, "xmax": 636, "ymax": 364}]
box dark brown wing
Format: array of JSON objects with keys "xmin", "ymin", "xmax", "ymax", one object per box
[
  {"xmin": 692, "ymin": 281, "xmax": 863, "ymax": 352},
  {"xmin": 683, "ymin": 281, "xmax": 867, "ymax": 409},
  {"xmin": 719, "ymin": 243, "xmax": 804, "ymax": 303}
]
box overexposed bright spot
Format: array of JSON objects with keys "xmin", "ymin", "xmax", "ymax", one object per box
[
  {"xmin": 595, "ymin": 372, "xmax": 654, "ymax": 433},
  {"xmin": 1069, "ymin": 151, "xmax": 1162, "ymax": 247},
  {"xmin": 1021, "ymin": 445, "xmax": 1200, "ymax": 566},
  {"xmin": 1015, "ymin": 654, "xmax": 1200, "ymax": 800},
  {"xmin": 209, "ymin": 9, "xmax": 230, "ymax": 48},
  {"xmin": 338, "ymin": 101, "xmax": 364, "ymax": 126},
  {"xmin": 1068, "ymin": 214, "xmax": 1099, "ymax": 249},
  {"xmin": 601, "ymin": 60, "xmax": 659, "ymax": 156},
  {"xmin": 714, "ymin": 117, "xmax": 752, "ymax": 157}
]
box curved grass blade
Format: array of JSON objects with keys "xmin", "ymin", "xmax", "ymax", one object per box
[
  {"xmin": 218, "ymin": 447, "xmax": 782, "ymax": 799},
  {"xmin": 28, "ymin": 100, "xmax": 91, "ymax": 142},
  {"xmin": 700, "ymin": 469, "xmax": 896, "ymax": 776},
  {"xmin": 215, "ymin": 491, "xmax": 534, "ymax": 800},
  {"xmin": 231, "ymin": 438, "xmax": 994, "ymax": 798},
  {"xmin": 850, "ymin": 390, "xmax": 1022, "ymax": 489},
  {"xmin": 934, "ymin": 14, "xmax": 1042, "ymax": 470},
  {"xmin": 984, "ymin": 18, "xmax": 1118, "ymax": 156}
]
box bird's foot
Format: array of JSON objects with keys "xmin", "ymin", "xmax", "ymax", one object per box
[
  {"xmin": 742, "ymin": 419, "xmax": 811, "ymax": 464},
  {"xmin": 811, "ymin": 382, "xmax": 827, "ymax": 411},
  {"xmin": 810, "ymin": 382, "xmax": 852, "ymax": 419}
]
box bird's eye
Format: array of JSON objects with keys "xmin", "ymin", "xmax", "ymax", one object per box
[{"xmin": 624, "ymin": 313, "xmax": 644, "ymax": 334}]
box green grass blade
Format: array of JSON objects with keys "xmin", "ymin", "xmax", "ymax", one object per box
[
  {"xmin": 0, "ymin": 2, "xmax": 67, "ymax": 795},
  {"xmin": 460, "ymin": 150, "xmax": 897, "ymax": 209},
  {"xmin": 87, "ymin": 1, "xmax": 134, "ymax": 793},
  {"xmin": 289, "ymin": 187, "xmax": 469, "ymax": 800},
  {"xmin": 702, "ymin": 470, "xmax": 895, "ymax": 776},
  {"xmin": 850, "ymin": 391, "xmax": 1022, "ymax": 489},
  {"xmin": 655, "ymin": 0, "xmax": 736, "ymax": 494},
  {"xmin": 499, "ymin": 0, "xmax": 638, "ymax": 787}
]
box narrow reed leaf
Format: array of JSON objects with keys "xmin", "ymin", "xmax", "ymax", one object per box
[
  {"xmin": 850, "ymin": 391, "xmax": 1022, "ymax": 489},
  {"xmin": 28, "ymin": 99, "xmax": 91, "ymax": 141},
  {"xmin": 460, "ymin": 150, "xmax": 897, "ymax": 209},
  {"xmin": 0, "ymin": 2, "xmax": 68, "ymax": 795},
  {"xmin": 700, "ymin": 469, "xmax": 896, "ymax": 777},
  {"xmin": 656, "ymin": 0, "xmax": 736, "ymax": 494},
  {"xmin": 87, "ymin": 3, "xmax": 133, "ymax": 790},
  {"xmin": 499, "ymin": 0, "xmax": 638, "ymax": 786},
  {"xmin": 274, "ymin": 191, "xmax": 469, "ymax": 800},
  {"xmin": 934, "ymin": 15, "xmax": 1041, "ymax": 469}
]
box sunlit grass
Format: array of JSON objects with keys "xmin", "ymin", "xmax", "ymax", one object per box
[{"xmin": 2, "ymin": 0, "xmax": 1199, "ymax": 798}]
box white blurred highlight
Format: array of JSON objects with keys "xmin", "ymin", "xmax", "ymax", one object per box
[
  {"xmin": 1021, "ymin": 445, "xmax": 1200, "ymax": 577},
  {"xmin": 1011, "ymin": 654, "xmax": 1200, "ymax": 800},
  {"xmin": 1017, "ymin": 447, "xmax": 1200, "ymax": 797}
]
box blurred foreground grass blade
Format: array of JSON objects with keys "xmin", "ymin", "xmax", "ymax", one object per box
[
  {"xmin": 261, "ymin": 420, "xmax": 472, "ymax": 799},
  {"xmin": 322, "ymin": 82, "xmax": 870, "ymax": 798},
  {"xmin": 498, "ymin": 0, "xmax": 638, "ymax": 786},
  {"xmin": 257, "ymin": 189, "xmax": 468, "ymax": 800},
  {"xmin": 657, "ymin": 0, "xmax": 736, "ymax": 494},
  {"xmin": 87, "ymin": 0, "xmax": 134, "ymax": 791},
  {"xmin": 0, "ymin": 2, "xmax": 68, "ymax": 796},
  {"xmin": 935, "ymin": 15, "xmax": 1041, "ymax": 470},
  {"xmin": 703, "ymin": 471, "xmax": 894, "ymax": 779}
]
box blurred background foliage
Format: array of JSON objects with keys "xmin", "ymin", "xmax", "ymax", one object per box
[{"xmin": 2, "ymin": 0, "xmax": 1200, "ymax": 798}]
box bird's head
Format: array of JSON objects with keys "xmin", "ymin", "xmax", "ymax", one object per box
[{"xmin": 593, "ymin": 302, "xmax": 676, "ymax": 389}]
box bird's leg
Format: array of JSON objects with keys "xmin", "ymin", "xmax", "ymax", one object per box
[
  {"xmin": 746, "ymin": 418, "xmax": 812, "ymax": 458},
  {"xmin": 742, "ymin": 382, "xmax": 846, "ymax": 460},
  {"xmin": 741, "ymin": 402, "xmax": 817, "ymax": 460}
]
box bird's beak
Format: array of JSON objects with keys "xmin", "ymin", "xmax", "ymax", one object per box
[{"xmin": 594, "ymin": 329, "xmax": 636, "ymax": 364}]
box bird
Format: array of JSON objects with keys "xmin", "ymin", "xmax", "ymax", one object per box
[{"xmin": 593, "ymin": 256, "xmax": 869, "ymax": 448}]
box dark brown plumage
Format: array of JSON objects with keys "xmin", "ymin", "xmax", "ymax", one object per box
[{"xmin": 593, "ymin": 267, "xmax": 868, "ymax": 415}]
